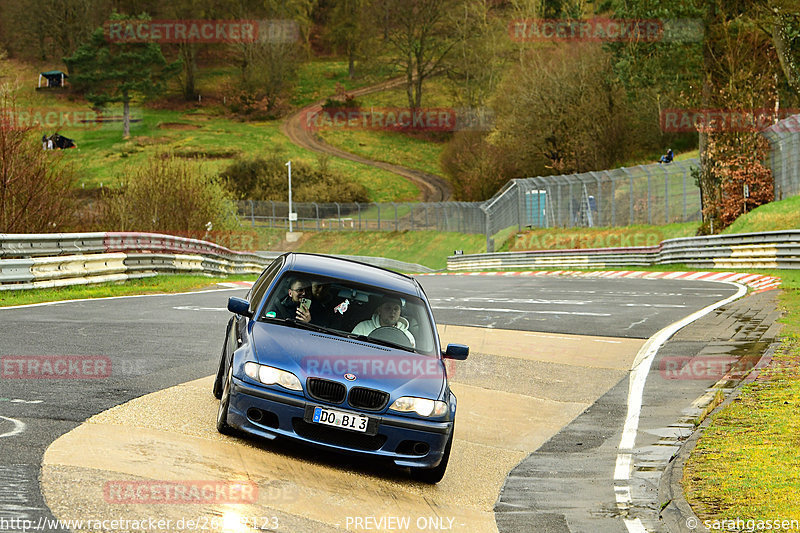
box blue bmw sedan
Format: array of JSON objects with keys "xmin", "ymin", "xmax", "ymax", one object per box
[{"xmin": 213, "ymin": 253, "xmax": 468, "ymax": 483}]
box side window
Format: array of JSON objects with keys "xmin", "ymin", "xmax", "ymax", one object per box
[{"xmin": 248, "ymin": 259, "xmax": 282, "ymax": 314}]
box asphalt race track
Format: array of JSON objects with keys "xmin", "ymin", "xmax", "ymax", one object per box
[{"xmin": 0, "ymin": 276, "xmax": 757, "ymax": 533}]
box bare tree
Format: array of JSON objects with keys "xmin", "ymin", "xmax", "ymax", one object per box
[
  {"xmin": 0, "ymin": 89, "xmax": 76, "ymax": 232},
  {"xmin": 373, "ymin": 0, "xmax": 458, "ymax": 109}
]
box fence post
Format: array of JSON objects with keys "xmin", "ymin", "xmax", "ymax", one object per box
[
  {"xmin": 481, "ymin": 204, "xmax": 492, "ymax": 252},
  {"xmin": 682, "ymin": 163, "xmax": 687, "ymax": 221},
  {"xmin": 392, "ymin": 203, "xmax": 398, "ymax": 231},
  {"xmin": 357, "ymin": 203, "xmax": 362, "ymax": 230},
  {"xmin": 249, "ymin": 200, "xmax": 255, "ymax": 227},
  {"xmin": 664, "ymin": 165, "xmax": 669, "ymax": 224},
  {"xmin": 611, "ymin": 177, "xmax": 616, "ymax": 226},
  {"xmin": 270, "ymin": 201, "xmax": 276, "ymax": 229},
  {"xmin": 335, "ymin": 202, "xmax": 341, "ymax": 230},
  {"xmin": 377, "ymin": 204, "xmax": 381, "ymax": 231}
]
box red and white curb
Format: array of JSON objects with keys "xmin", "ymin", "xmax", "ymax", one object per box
[
  {"xmin": 417, "ymin": 270, "xmax": 781, "ymax": 293},
  {"xmin": 222, "ymin": 270, "xmax": 781, "ymax": 293}
]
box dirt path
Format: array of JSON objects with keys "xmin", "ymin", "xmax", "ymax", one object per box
[{"xmin": 282, "ymin": 78, "xmax": 453, "ymax": 202}]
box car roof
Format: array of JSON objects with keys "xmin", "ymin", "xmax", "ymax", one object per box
[{"xmin": 281, "ymin": 253, "xmax": 422, "ymax": 297}]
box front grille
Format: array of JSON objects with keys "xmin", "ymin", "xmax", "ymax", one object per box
[
  {"xmin": 293, "ymin": 418, "xmax": 387, "ymax": 451},
  {"xmin": 307, "ymin": 378, "xmax": 346, "ymax": 404},
  {"xmin": 348, "ymin": 387, "xmax": 389, "ymax": 411}
]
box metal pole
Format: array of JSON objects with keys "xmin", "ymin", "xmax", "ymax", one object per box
[
  {"xmin": 682, "ymin": 163, "xmax": 687, "ymax": 221},
  {"xmin": 249, "ymin": 200, "xmax": 254, "ymax": 227},
  {"xmin": 285, "ymin": 161, "xmax": 293, "ymax": 233}
]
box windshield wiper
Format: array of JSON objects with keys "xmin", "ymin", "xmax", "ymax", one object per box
[
  {"xmin": 261, "ymin": 316, "xmax": 332, "ymax": 334},
  {"xmin": 343, "ymin": 333, "xmax": 417, "ymax": 353}
]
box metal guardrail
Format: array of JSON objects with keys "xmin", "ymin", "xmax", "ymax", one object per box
[
  {"xmin": 447, "ymin": 230, "xmax": 800, "ymax": 271},
  {"xmin": 0, "ymin": 232, "xmax": 434, "ymax": 291}
]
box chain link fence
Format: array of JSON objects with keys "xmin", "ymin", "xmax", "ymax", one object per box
[
  {"xmin": 238, "ymin": 200, "xmax": 487, "ymax": 233},
  {"xmin": 764, "ymin": 113, "xmax": 800, "ymax": 200},
  {"xmin": 238, "ymin": 159, "xmax": 701, "ymax": 250}
]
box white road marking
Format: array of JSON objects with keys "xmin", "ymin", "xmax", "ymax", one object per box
[
  {"xmin": 431, "ymin": 306, "xmax": 611, "ymax": 317},
  {"xmin": 523, "ymin": 333, "xmax": 622, "ymax": 344},
  {"xmin": 0, "ymin": 398, "xmax": 43, "ymax": 404},
  {"xmin": 172, "ymin": 306, "xmax": 228, "ymax": 311},
  {"xmin": 615, "ymin": 280, "xmax": 746, "ymax": 531},
  {"xmin": 430, "ymin": 297, "xmax": 593, "ymax": 305},
  {"xmin": 0, "ymin": 416, "xmax": 26, "ymax": 438}
]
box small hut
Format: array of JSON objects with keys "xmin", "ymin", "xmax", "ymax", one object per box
[{"xmin": 37, "ymin": 70, "xmax": 68, "ymax": 89}]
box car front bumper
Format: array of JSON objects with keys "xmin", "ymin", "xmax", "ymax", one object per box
[{"xmin": 228, "ymin": 377, "xmax": 452, "ymax": 468}]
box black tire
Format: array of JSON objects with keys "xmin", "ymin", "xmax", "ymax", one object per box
[
  {"xmin": 212, "ymin": 319, "xmax": 232, "ymax": 399},
  {"xmin": 410, "ymin": 430, "xmax": 452, "ymax": 484},
  {"xmin": 216, "ymin": 366, "xmax": 235, "ymax": 435}
]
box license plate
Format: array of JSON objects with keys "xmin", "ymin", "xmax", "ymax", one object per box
[{"xmin": 312, "ymin": 406, "xmax": 369, "ymax": 433}]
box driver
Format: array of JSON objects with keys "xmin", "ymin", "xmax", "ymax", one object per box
[{"xmin": 351, "ymin": 295, "xmax": 415, "ymax": 348}]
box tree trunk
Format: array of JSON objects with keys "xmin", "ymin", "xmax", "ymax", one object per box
[
  {"xmin": 123, "ymin": 96, "xmax": 130, "ymax": 139},
  {"xmin": 772, "ymin": 15, "xmax": 800, "ymax": 93},
  {"xmin": 348, "ymin": 47, "xmax": 355, "ymax": 79},
  {"xmin": 180, "ymin": 43, "xmax": 198, "ymax": 100},
  {"xmin": 406, "ymin": 61, "xmax": 415, "ymax": 109}
]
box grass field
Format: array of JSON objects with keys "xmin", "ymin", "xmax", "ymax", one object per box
[
  {"xmin": 315, "ymin": 76, "xmax": 453, "ymax": 178},
  {"xmin": 1, "ymin": 58, "xmax": 419, "ymax": 202},
  {"xmin": 683, "ymin": 270, "xmax": 800, "ymax": 523},
  {"xmin": 0, "ymin": 274, "xmax": 256, "ymax": 308}
]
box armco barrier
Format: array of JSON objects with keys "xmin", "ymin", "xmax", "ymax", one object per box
[
  {"xmin": 447, "ymin": 230, "xmax": 800, "ymax": 271},
  {"xmin": 0, "ymin": 232, "xmax": 433, "ymax": 291}
]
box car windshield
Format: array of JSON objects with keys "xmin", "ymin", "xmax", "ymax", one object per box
[{"xmin": 259, "ymin": 272, "xmax": 438, "ymax": 356}]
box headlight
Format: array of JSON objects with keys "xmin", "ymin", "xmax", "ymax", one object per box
[
  {"xmin": 389, "ymin": 396, "xmax": 448, "ymax": 417},
  {"xmin": 243, "ymin": 362, "xmax": 302, "ymax": 391}
]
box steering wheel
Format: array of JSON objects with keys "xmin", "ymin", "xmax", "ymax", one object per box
[{"xmin": 368, "ymin": 326, "xmax": 413, "ymax": 348}]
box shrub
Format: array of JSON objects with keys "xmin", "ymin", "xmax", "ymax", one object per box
[
  {"xmin": 220, "ymin": 154, "xmax": 369, "ymax": 204},
  {"xmin": 440, "ymin": 131, "xmax": 512, "ymax": 201},
  {"xmin": 100, "ymin": 153, "xmax": 239, "ymax": 233},
  {"xmin": 0, "ymin": 90, "xmax": 77, "ymax": 232}
]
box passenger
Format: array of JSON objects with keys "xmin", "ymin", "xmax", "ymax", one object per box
[
  {"xmin": 352, "ymin": 295, "xmax": 415, "ymax": 347},
  {"xmin": 309, "ymin": 279, "xmax": 341, "ymax": 329},
  {"xmin": 265, "ymin": 276, "xmax": 312, "ymax": 322}
]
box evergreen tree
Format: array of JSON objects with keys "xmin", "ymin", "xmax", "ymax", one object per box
[{"xmin": 64, "ymin": 13, "xmax": 181, "ymax": 138}]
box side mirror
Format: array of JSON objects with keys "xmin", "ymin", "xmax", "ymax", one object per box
[
  {"xmin": 227, "ymin": 297, "xmax": 252, "ymax": 318},
  {"xmin": 443, "ymin": 344, "xmax": 469, "ymax": 360}
]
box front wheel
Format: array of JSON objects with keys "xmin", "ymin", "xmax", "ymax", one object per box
[
  {"xmin": 216, "ymin": 366, "xmax": 235, "ymax": 435},
  {"xmin": 213, "ymin": 320, "xmax": 233, "ymax": 399},
  {"xmin": 410, "ymin": 431, "xmax": 453, "ymax": 484}
]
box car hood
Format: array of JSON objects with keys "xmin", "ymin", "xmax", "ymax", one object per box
[{"xmin": 251, "ymin": 321, "xmax": 445, "ymax": 398}]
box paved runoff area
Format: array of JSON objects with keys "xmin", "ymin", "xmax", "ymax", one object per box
[{"xmin": 40, "ymin": 326, "xmax": 645, "ymax": 533}]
